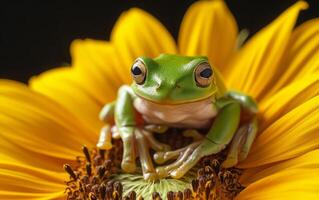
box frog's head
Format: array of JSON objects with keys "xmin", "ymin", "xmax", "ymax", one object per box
[{"xmin": 130, "ymin": 54, "xmax": 218, "ymax": 104}]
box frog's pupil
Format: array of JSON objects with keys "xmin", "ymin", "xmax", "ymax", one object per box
[
  {"xmin": 132, "ymin": 66, "xmax": 142, "ymax": 75},
  {"xmin": 200, "ymin": 68, "xmax": 212, "ymax": 78}
]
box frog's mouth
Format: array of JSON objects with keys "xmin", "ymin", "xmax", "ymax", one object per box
[
  {"xmin": 135, "ymin": 93, "xmax": 217, "ymax": 105},
  {"xmin": 131, "ymin": 78, "xmax": 219, "ymax": 105}
]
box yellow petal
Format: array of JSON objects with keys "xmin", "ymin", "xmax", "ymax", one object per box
[
  {"xmin": 0, "ymin": 191, "xmax": 63, "ymax": 200},
  {"xmin": 30, "ymin": 67, "xmax": 104, "ymax": 133},
  {"xmin": 0, "ymin": 163, "xmax": 65, "ymax": 199},
  {"xmin": 71, "ymin": 39, "xmax": 130, "ymax": 89},
  {"xmin": 0, "ymin": 135, "xmax": 65, "ymax": 174},
  {"xmin": 111, "ymin": 8, "xmax": 177, "ymax": 69},
  {"xmin": 0, "ymin": 80, "xmax": 85, "ymax": 199},
  {"xmin": 238, "ymin": 95, "xmax": 319, "ymax": 168},
  {"xmin": 240, "ymin": 149, "xmax": 319, "ymax": 185},
  {"xmin": 239, "ymin": 75, "xmax": 319, "ymax": 168},
  {"xmin": 237, "ymin": 169, "xmax": 319, "ymax": 200},
  {"xmin": 179, "ymin": 0, "xmax": 237, "ymax": 73},
  {"xmin": 0, "ymin": 80, "xmax": 95, "ymax": 165},
  {"xmin": 227, "ymin": 1, "xmax": 308, "ymax": 100},
  {"xmin": 266, "ymin": 18, "xmax": 319, "ymax": 96},
  {"xmin": 259, "ymin": 74, "xmax": 319, "ymax": 130}
]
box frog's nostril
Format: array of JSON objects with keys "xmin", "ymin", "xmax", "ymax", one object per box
[{"xmin": 155, "ymin": 83, "xmax": 161, "ymax": 91}]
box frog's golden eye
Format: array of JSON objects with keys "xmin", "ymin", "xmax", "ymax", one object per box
[
  {"xmin": 131, "ymin": 59, "xmax": 147, "ymax": 85},
  {"xmin": 195, "ymin": 62, "xmax": 213, "ymax": 87}
]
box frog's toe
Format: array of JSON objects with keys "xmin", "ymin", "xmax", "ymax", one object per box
[
  {"xmin": 142, "ymin": 130, "xmax": 171, "ymax": 152},
  {"xmin": 144, "ymin": 124, "xmax": 168, "ymax": 134},
  {"xmin": 160, "ymin": 144, "xmax": 171, "ymax": 152},
  {"xmin": 96, "ymin": 125, "xmax": 112, "ymax": 150},
  {"xmin": 119, "ymin": 127, "xmax": 137, "ymax": 173},
  {"xmin": 221, "ymin": 157, "xmax": 238, "ymax": 168},
  {"xmin": 182, "ymin": 129, "xmax": 203, "ymax": 141},
  {"xmin": 222, "ymin": 118, "xmax": 258, "ymax": 168},
  {"xmin": 135, "ymin": 129, "xmax": 157, "ymax": 180},
  {"xmin": 153, "ymin": 152, "xmax": 166, "ymax": 164},
  {"xmin": 143, "ymin": 172, "xmax": 158, "ymax": 181},
  {"xmin": 111, "ymin": 125, "xmax": 121, "ymax": 139},
  {"xmin": 154, "ymin": 141, "xmax": 201, "ymax": 165},
  {"xmin": 169, "ymin": 169, "xmax": 185, "ymax": 179},
  {"xmin": 156, "ymin": 166, "xmax": 169, "ymax": 179},
  {"xmin": 121, "ymin": 161, "xmax": 136, "ymax": 173},
  {"xmin": 169, "ymin": 148, "xmax": 202, "ymax": 179},
  {"xmin": 153, "ymin": 149, "xmax": 181, "ymax": 165}
]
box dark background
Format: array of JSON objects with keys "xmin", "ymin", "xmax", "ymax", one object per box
[{"xmin": 1, "ymin": 0, "xmax": 318, "ymax": 83}]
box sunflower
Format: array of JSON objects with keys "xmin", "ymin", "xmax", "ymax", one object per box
[{"xmin": 1, "ymin": 0, "xmax": 319, "ymax": 199}]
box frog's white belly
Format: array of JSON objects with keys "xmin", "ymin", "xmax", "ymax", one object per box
[{"xmin": 133, "ymin": 97, "xmax": 217, "ymax": 129}]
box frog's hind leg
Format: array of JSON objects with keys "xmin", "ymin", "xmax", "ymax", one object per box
[
  {"xmin": 222, "ymin": 117, "xmax": 258, "ymax": 167},
  {"xmin": 222, "ymin": 91, "xmax": 258, "ymax": 167},
  {"xmin": 226, "ymin": 91, "xmax": 258, "ymax": 114},
  {"xmin": 239, "ymin": 117, "xmax": 258, "ymax": 161}
]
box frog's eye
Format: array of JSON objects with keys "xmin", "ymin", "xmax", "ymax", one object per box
[
  {"xmin": 195, "ymin": 62, "xmax": 213, "ymax": 87},
  {"xmin": 131, "ymin": 60, "xmax": 147, "ymax": 84}
]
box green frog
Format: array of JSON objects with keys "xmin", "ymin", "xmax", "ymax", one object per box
[{"xmin": 98, "ymin": 54, "xmax": 258, "ymax": 181}]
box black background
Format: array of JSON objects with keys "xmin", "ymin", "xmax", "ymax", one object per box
[{"xmin": 1, "ymin": 0, "xmax": 318, "ymax": 83}]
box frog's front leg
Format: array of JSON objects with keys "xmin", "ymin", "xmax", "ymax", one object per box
[
  {"xmin": 97, "ymin": 102, "xmax": 115, "ymax": 149},
  {"xmin": 157, "ymin": 100, "xmax": 241, "ymax": 179},
  {"xmin": 115, "ymin": 86, "xmax": 137, "ymax": 173},
  {"xmin": 115, "ymin": 86, "xmax": 157, "ymax": 180}
]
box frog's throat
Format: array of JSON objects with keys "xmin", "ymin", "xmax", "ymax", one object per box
[{"xmin": 134, "ymin": 93, "xmax": 217, "ymax": 105}]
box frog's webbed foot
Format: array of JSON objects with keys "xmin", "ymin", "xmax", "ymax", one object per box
[
  {"xmin": 153, "ymin": 141, "xmax": 200, "ymax": 164},
  {"xmin": 165, "ymin": 139, "xmax": 227, "ymax": 179},
  {"xmin": 222, "ymin": 117, "xmax": 258, "ymax": 168},
  {"xmin": 97, "ymin": 124, "xmax": 121, "ymax": 150},
  {"xmin": 105, "ymin": 125, "xmax": 170, "ymax": 181},
  {"xmin": 154, "ymin": 126, "xmax": 232, "ymax": 179},
  {"xmin": 152, "ymin": 129, "xmax": 204, "ymax": 179},
  {"xmin": 135, "ymin": 128, "xmax": 174, "ymax": 180},
  {"xmin": 154, "ymin": 141, "xmax": 202, "ymax": 179},
  {"xmin": 117, "ymin": 127, "xmax": 158, "ymax": 181}
]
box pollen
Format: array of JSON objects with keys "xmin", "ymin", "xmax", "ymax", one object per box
[
  {"xmin": 64, "ymin": 140, "xmax": 123, "ymax": 200},
  {"xmin": 64, "ymin": 131, "xmax": 244, "ymax": 199}
]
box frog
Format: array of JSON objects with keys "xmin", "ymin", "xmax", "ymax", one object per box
[{"xmin": 97, "ymin": 54, "xmax": 258, "ymax": 181}]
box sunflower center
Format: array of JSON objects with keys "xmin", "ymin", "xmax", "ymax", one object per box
[{"xmin": 63, "ymin": 134, "xmax": 244, "ymax": 199}]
